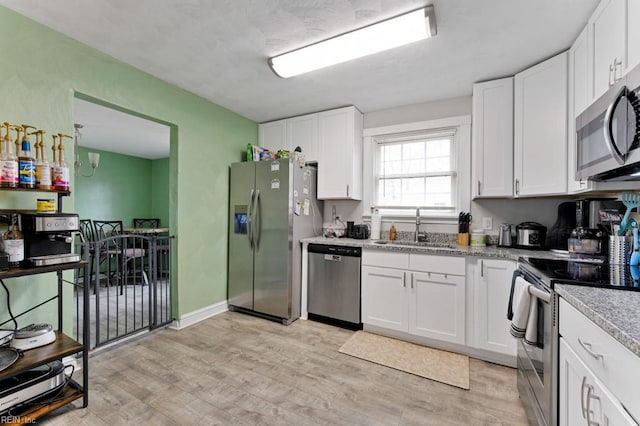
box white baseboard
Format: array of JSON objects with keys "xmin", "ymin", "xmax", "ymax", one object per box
[{"xmin": 170, "ymin": 300, "xmax": 228, "ymax": 330}]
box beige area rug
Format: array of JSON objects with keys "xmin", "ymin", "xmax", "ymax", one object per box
[{"xmin": 338, "ymin": 331, "xmax": 470, "ymax": 390}]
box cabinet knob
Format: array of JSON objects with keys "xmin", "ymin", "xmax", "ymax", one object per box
[{"xmin": 477, "ymin": 180, "xmax": 481, "ymax": 196}]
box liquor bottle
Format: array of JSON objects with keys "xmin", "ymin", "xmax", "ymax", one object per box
[
  {"xmin": 0, "ymin": 122, "xmax": 18, "ymax": 188},
  {"xmin": 18, "ymin": 124, "xmax": 36, "ymax": 189},
  {"xmin": 2, "ymin": 214, "xmax": 24, "ymax": 268}
]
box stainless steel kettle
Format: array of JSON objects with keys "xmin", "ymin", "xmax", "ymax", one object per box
[{"xmin": 498, "ymin": 223, "xmax": 513, "ymax": 247}]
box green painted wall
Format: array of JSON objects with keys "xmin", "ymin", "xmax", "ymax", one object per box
[
  {"xmin": 76, "ymin": 147, "xmax": 153, "ymax": 226},
  {"xmin": 151, "ymin": 158, "xmax": 170, "ymax": 228},
  {"xmin": 0, "ymin": 6, "xmax": 257, "ymax": 329}
]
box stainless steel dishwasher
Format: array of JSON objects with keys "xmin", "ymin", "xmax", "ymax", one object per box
[{"xmin": 307, "ymin": 243, "xmax": 362, "ymax": 329}]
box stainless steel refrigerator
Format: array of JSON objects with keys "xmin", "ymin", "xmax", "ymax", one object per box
[{"xmin": 228, "ymin": 158, "xmax": 323, "ymax": 324}]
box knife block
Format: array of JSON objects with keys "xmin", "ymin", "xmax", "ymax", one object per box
[{"xmin": 457, "ymin": 232, "xmax": 469, "ymax": 246}]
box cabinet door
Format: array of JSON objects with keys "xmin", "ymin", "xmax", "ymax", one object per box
[
  {"xmin": 568, "ymin": 26, "xmax": 593, "ymax": 194},
  {"xmin": 409, "ymin": 271, "xmax": 465, "ymax": 344},
  {"xmin": 259, "ymin": 120, "xmax": 286, "ymax": 152},
  {"xmin": 472, "ymin": 259, "xmax": 517, "ymax": 355},
  {"xmin": 628, "ymin": 0, "xmax": 640, "ymax": 73},
  {"xmin": 559, "ymin": 338, "xmax": 637, "ymax": 426},
  {"xmin": 471, "ymin": 77, "xmax": 514, "ymax": 198},
  {"xmin": 514, "ymin": 52, "xmax": 568, "ymax": 196},
  {"xmin": 317, "ymin": 106, "xmax": 363, "ymax": 200},
  {"xmin": 361, "ymin": 266, "xmax": 408, "ymax": 332},
  {"xmin": 589, "ymin": 0, "xmax": 626, "ymax": 100},
  {"xmin": 287, "ymin": 113, "xmax": 318, "ymax": 162}
]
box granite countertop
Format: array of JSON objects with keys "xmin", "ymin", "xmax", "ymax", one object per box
[
  {"xmin": 301, "ymin": 236, "xmax": 563, "ymax": 261},
  {"xmin": 555, "ymin": 285, "xmax": 640, "ymax": 358}
]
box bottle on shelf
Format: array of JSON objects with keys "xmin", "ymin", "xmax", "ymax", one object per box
[
  {"xmin": 31, "ymin": 130, "xmax": 52, "ymax": 190},
  {"xmin": 0, "ymin": 122, "xmax": 18, "ymax": 188},
  {"xmin": 389, "ymin": 223, "xmax": 397, "ymax": 241},
  {"xmin": 12, "ymin": 125, "xmax": 22, "ymax": 158},
  {"xmin": 51, "ymin": 133, "xmax": 70, "ymax": 191},
  {"xmin": 2, "ymin": 214, "xmax": 24, "ymax": 268},
  {"xmin": 18, "ymin": 124, "xmax": 36, "ymax": 189}
]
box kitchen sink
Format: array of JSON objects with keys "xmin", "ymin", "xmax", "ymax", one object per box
[{"xmin": 372, "ymin": 240, "xmax": 458, "ymax": 249}]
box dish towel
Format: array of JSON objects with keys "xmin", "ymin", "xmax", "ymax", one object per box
[
  {"xmin": 525, "ymin": 286, "xmax": 551, "ymax": 346},
  {"xmin": 508, "ymin": 274, "xmax": 531, "ymax": 339}
]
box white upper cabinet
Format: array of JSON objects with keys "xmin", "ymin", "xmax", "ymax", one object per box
[
  {"xmin": 568, "ymin": 27, "xmax": 593, "ymax": 194},
  {"xmin": 627, "ymin": 0, "xmax": 640, "ymax": 72},
  {"xmin": 471, "ymin": 77, "xmax": 514, "ymax": 198},
  {"xmin": 286, "ymin": 113, "xmax": 318, "ymax": 162},
  {"xmin": 258, "ymin": 119, "xmax": 286, "ymax": 153},
  {"xmin": 589, "ymin": 0, "xmax": 626, "ymax": 100},
  {"xmin": 259, "ymin": 114, "xmax": 318, "ymax": 162},
  {"xmin": 514, "ymin": 52, "xmax": 568, "ymax": 197},
  {"xmin": 317, "ymin": 106, "xmax": 363, "ymax": 200}
]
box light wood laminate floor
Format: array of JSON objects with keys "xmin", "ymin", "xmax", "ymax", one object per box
[{"xmin": 43, "ymin": 311, "xmax": 528, "ymax": 425}]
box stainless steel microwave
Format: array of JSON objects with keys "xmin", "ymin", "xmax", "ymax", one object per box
[{"xmin": 576, "ymin": 63, "xmax": 640, "ymax": 181}]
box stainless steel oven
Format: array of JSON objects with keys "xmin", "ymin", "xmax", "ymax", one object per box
[{"xmin": 514, "ymin": 261, "xmax": 557, "ymax": 426}]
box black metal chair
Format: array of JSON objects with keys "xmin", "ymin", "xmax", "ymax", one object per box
[
  {"xmin": 93, "ymin": 220, "xmax": 147, "ymax": 294},
  {"xmin": 77, "ymin": 219, "xmax": 97, "ymax": 293},
  {"xmin": 133, "ymin": 218, "xmax": 160, "ymax": 228}
]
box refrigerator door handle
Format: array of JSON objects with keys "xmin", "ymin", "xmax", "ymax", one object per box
[
  {"xmin": 254, "ymin": 189, "xmax": 262, "ymax": 250},
  {"xmin": 247, "ymin": 189, "xmax": 255, "ymax": 249}
]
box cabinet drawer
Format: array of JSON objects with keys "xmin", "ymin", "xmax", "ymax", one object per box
[
  {"xmin": 362, "ymin": 250, "xmax": 409, "ymax": 269},
  {"xmin": 559, "ymin": 298, "xmax": 640, "ymax": 421},
  {"xmin": 408, "ymin": 253, "xmax": 465, "ymax": 275}
]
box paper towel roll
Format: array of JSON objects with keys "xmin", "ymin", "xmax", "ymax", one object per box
[{"xmin": 370, "ymin": 210, "xmax": 381, "ymax": 240}]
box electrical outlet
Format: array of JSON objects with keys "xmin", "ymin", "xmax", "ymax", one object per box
[{"xmin": 482, "ymin": 217, "xmax": 493, "ymax": 230}]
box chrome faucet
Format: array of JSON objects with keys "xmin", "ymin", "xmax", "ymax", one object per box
[{"xmin": 415, "ymin": 207, "xmax": 427, "ymax": 242}]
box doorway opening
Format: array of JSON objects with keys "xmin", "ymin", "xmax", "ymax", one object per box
[{"xmin": 72, "ymin": 93, "xmax": 176, "ymax": 349}]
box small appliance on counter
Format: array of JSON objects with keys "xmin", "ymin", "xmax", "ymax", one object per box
[
  {"xmin": 567, "ymin": 228, "xmax": 607, "ymax": 256},
  {"xmin": 0, "ymin": 361, "xmax": 67, "ymax": 413},
  {"xmin": 545, "ymin": 202, "xmax": 576, "ymax": 251},
  {"xmin": 351, "ymin": 224, "xmax": 370, "ymax": 239},
  {"xmin": 10, "ymin": 323, "xmax": 56, "ymax": 351},
  {"xmin": 498, "ymin": 223, "xmax": 513, "ymax": 247},
  {"xmin": 515, "ymin": 222, "xmax": 547, "ymax": 249},
  {"xmin": 20, "ymin": 213, "xmax": 80, "ymax": 266}
]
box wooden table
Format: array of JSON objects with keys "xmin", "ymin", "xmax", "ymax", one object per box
[{"xmin": 123, "ymin": 227, "xmax": 169, "ymax": 235}]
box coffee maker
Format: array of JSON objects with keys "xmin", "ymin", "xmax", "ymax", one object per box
[
  {"xmin": 569, "ymin": 200, "xmax": 607, "ymax": 256},
  {"xmin": 21, "ymin": 213, "xmax": 80, "ymax": 266}
]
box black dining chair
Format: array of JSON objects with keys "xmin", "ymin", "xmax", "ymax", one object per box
[
  {"xmin": 93, "ymin": 220, "xmax": 147, "ymax": 294},
  {"xmin": 133, "ymin": 218, "xmax": 160, "ymax": 228},
  {"xmin": 77, "ymin": 219, "xmax": 98, "ymax": 292}
]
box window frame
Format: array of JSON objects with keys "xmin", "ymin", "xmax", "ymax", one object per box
[
  {"xmin": 362, "ymin": 115, "xmax": 471, "ymax": 223},
  {"xmin": 374, "ymin": 129, "xmax": 458, "ymax": 213}
]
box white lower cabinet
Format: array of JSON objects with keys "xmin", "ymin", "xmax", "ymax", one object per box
[
  {"xmin": 361, "ymin": 266, "xmax": 408, "ymax": 332},
  {"xmin": 409, "ymin": 271, "xmax": 465, "ymax": 344},
  {"xmin": 559, "ymin": 338, "xmax": 636, "ymax": 426},
  {"xmin": 362, "ymin": 251, "xmax": 466, "ymax": 345},
  {"xmin": 559, "ymin": 298, "xmax": 640, "ymax": 424},
  {"xmin": 471, "ymin": 259, "xmax": 517, "ymax": 357}
]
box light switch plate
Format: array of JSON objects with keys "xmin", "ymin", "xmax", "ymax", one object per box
[{"xmin": 482, "ymin": 217, "xmax": 493, "ymax": 230}]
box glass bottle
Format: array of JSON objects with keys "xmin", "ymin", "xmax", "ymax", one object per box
[
  {"xmin": 0, "ymin": 122, "xmax": 18, "ymax": 188},
  {"xmin": 18, "ymin": 124, "xmax": 36, "ymax": 189},
  {"xmin": 34, "ymin": 131, "xmax": 52, "ymax": 190},
  {"xmin": 52, "ymin": 133, "xmax": 70, "ymax": 191},
  {"xmin": 2, "ymin": 214, "xmax": 24, "ymax": 268}
]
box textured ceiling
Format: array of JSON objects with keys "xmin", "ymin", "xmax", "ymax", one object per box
[{"xmin": 1, "ymin": 0, "xmax": 599, "ymax": 124}]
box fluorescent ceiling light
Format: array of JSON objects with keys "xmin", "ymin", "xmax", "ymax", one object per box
[{"xmin": 269, "ymin": 6, "xmax": 437, "ymax": 78}]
